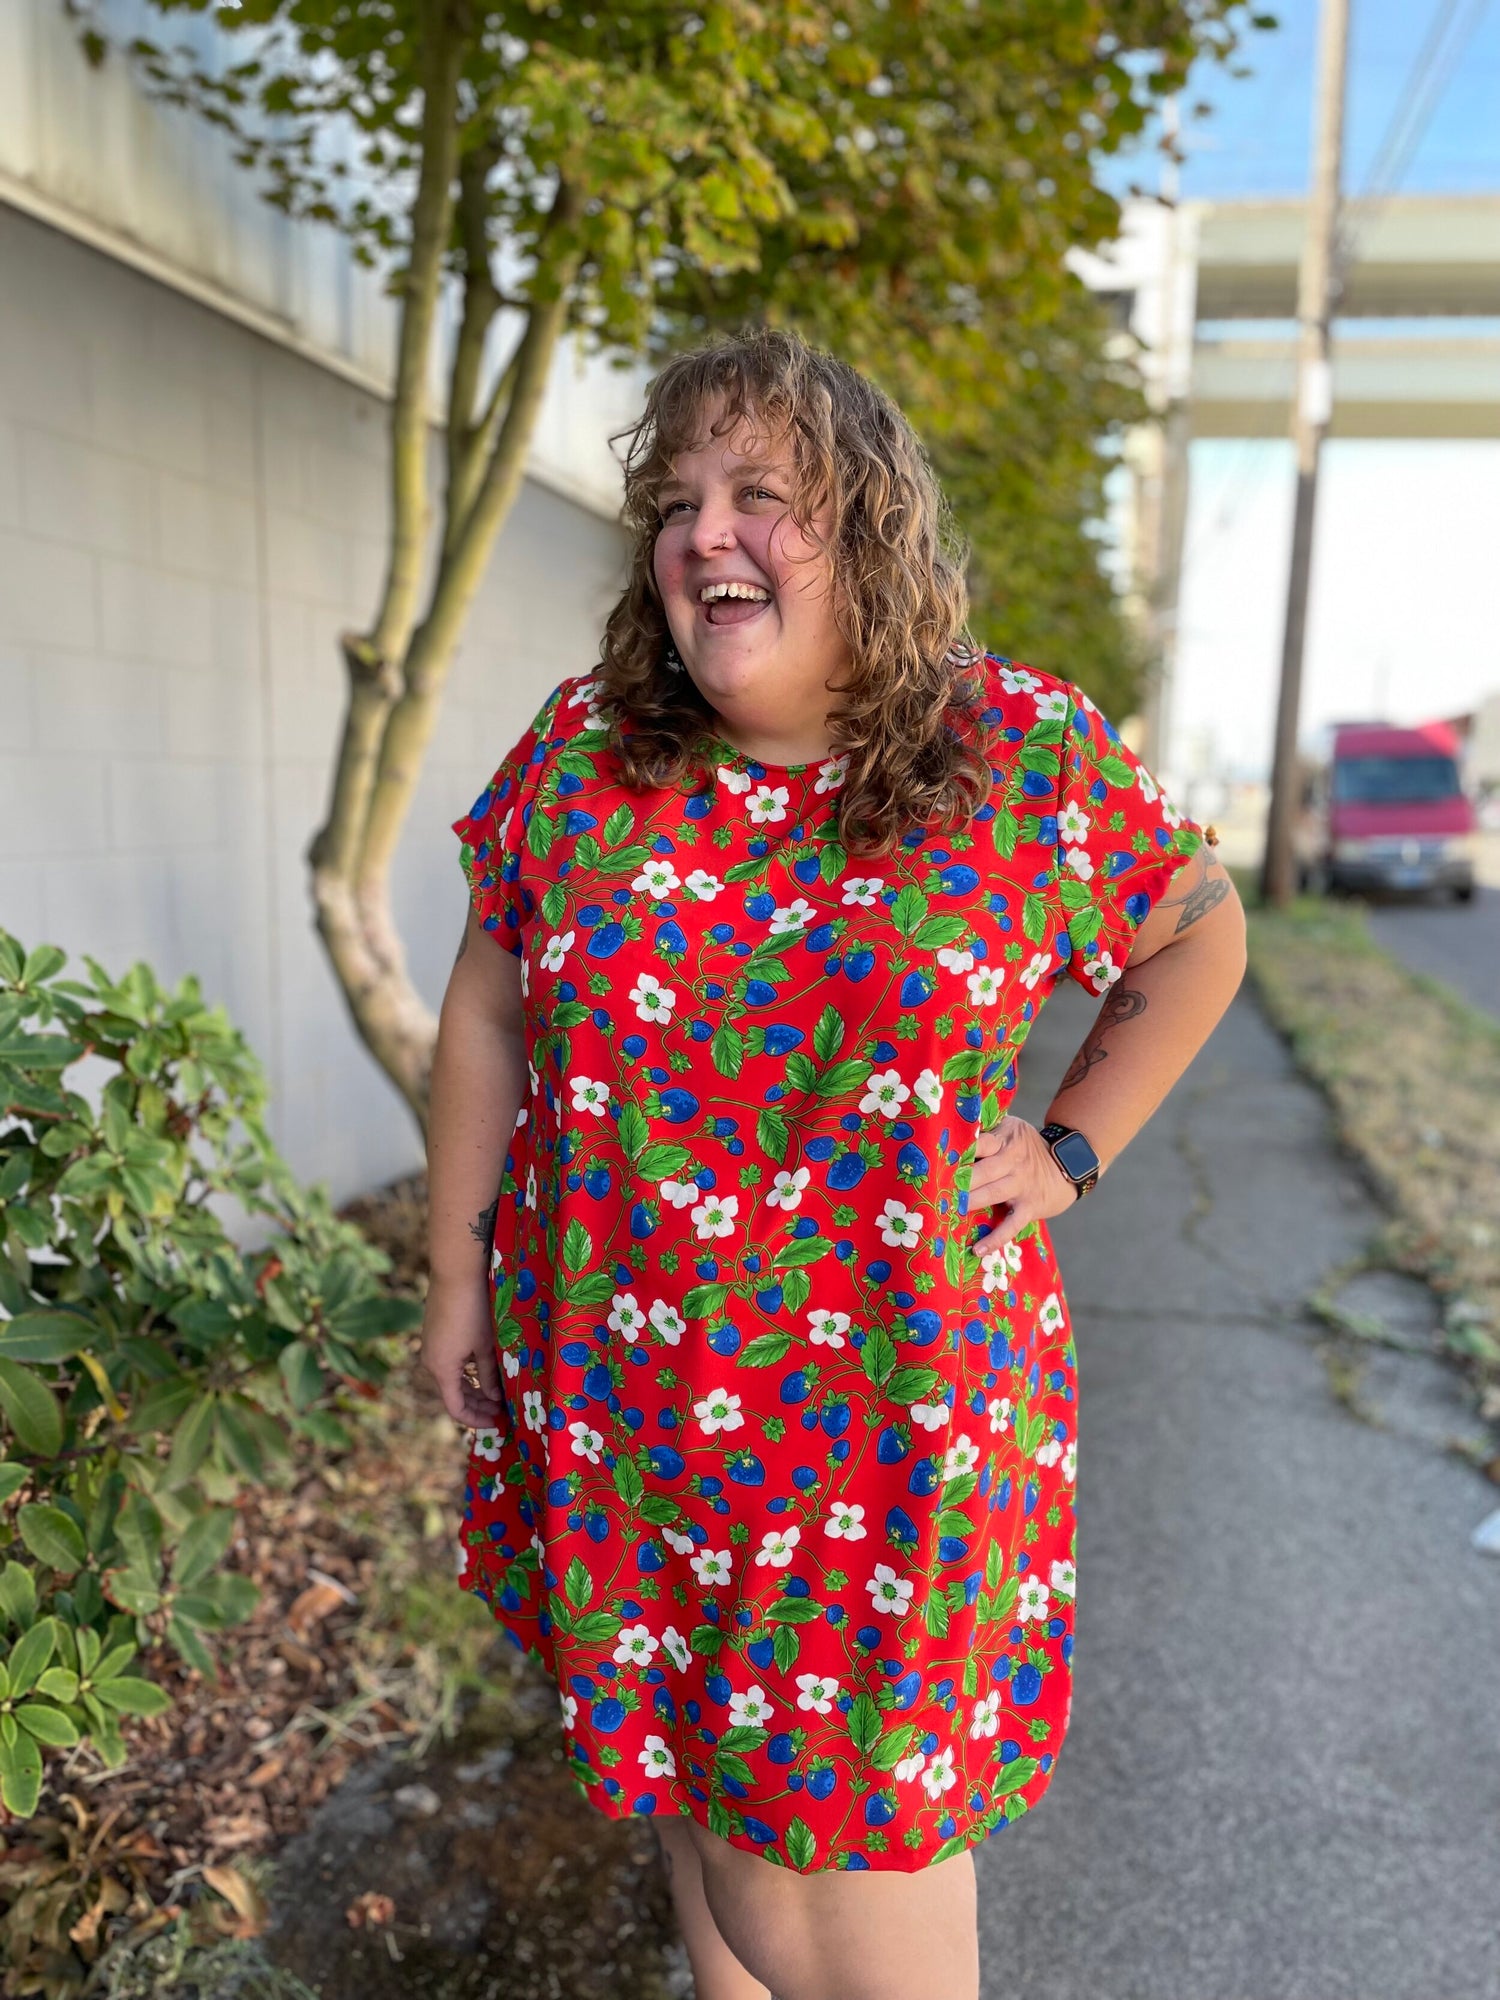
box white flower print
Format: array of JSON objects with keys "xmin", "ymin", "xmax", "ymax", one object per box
[
  {"xmin": 824, "ymin": 1501, "xmax": 866, "ymax": 1541},
  {"xmin": 942, "ymin": 1434, "xmax": 980, "ymax": 1482},
  {"xmin": 970, "ymin": 1691, "xmax": 1002, "ymax": 1740},
  {"xmin": 860, "ymin": 1069, "xmax": 911, "ymax": 1118},
  {"xmin": 502, "ymin": 1349, "xmax": 521, "ymax": 1380},
  {"xmin": 1017, "ymin": 1575, "xmax": 1051, "ymax": 1622},
  {"xmin": 608, "ymin": 1292, "xmax": 644, "ymax": 1342},
  {"xmin": 649, "ymin": 1299, "xmax": 686, "ymax": 1345},
  {"xmin": 815, "ymin": 754, "xmax": 849, "ymax": 794},
  {"xmin": 921, "ymin": 1748, "xmax": 958, "ymax": 1800},
  {"xmin": 1064, "ymin": 844, "xmax": 1095, "ymax": 884},
  {"xmin": 1084, "ymin": 950, "xmax": 1122, "ymax": 992},
  {"xmin": 472, "ymin": 1427, "xmax": 504, "ymax": 1462},
  {"xmin": 766, "ymin": 1166, "xmax": 811, "ymax": 1212},
  {"xmin": 981, "ymin": 1242, "xmax": 1022, "ymax": 1295},
  {"xmin": 1161, "ymin": 796, "xmax": 1184, "ymax": 828},
  {"xmin": 1034, "ymin": 688, "xmax": 1070, "ymax": 723},
  {"xmin": 716, "ymin": 764, "xmax": 752, "ymax": 795},
  {"xmin": 937, "ymin": 944, "xmax": 975, "ymax": 973},
  {"xmin": 755, "ymin": 1525, "xmax": 801, "ymax": 1569},
  {"xmin": 1062, "ymin": 1440, "xmax": 1078, "ymax": 1484},
  {"xmin": 878, "ymin": 1198, "xmax": 924, "ymax": 1249},
  {"xmin": 662, "ymin": 1624, "xmax": 691, "ymax": 1671},
  {"xmin": 895, "ymin": 1749, "xmax": 927, "ymax": 1783},
  {"xmin": 632, "ymin": 859, "xmax": 681, "ymax": 897},
  {"xmin": 693, "ymin": 1388, "xmax": 744, "ymax": 1437},
  {"xmin": 796, "ymin": 1673, "xmax": 840, "ymax": 1714},
  {"xmin": 561, "ymin": 1693, "xmax": 578, "ymax": 1730},
  {"xmin": 769, "ymin": 897, "xmax": 814, "ymax": 934},
  {"xmin": 966, "ymin": 965, "xmax": 1001, "ymax": 1006},
  {"xmin": 728, "ymin": 1685, "xmax": 774, "ymax": 1728},
  {"xmin": 912, "ymin": 1067, "xmax": 943, "ymax": 1115},
  {"xmin": 691, "ymin": 1192, "xmax": 739, "ymax": 1240},
  {"xmin": 662, "ymin": 1526, "xmax": 696, "ymax": 1557},
  {"xmin": 540, "ymin": 931, "xmax": 574, "ymax": 972},
  {"xmin": 1050, "ymin": 1557, "xmax": 1077, "ymax": 1599},
  {"xmin": 1137, "ymin": 765, "xmax": 1159, "ymax": 803},
  {"xmin": 522, "ymin": 1389, "xmax": 546, "ymax": 1433},
  {"xmin": 639, "ymin": 1735, "xmax": 676, "ymax": 1778},
  {"xmin": 987, "ymin": 1395, "xmax": 1015, "ymax": 1436},
  {"xmin": 690, "ymin": 1548, "xmax": 733, "ymax": 1588},
  {"xmin": 568, "ymin": 678, "xmax": 601, "ymax": 709},
  {"xmin": 807, "ymin": 1309, "xmax": 850, "ymax": 1348},
  {"xmin": 1000, "ymin": 666, "xmax": 1042, "ymax": 695},
  {"xmin": 1057, "ymin": 801, "xmax": 1092, "ymax": 845},
  {"xmin": 570, "ymin": 1076, "xmax": 609, "ymax": 1117},
  {"xmin": 746, "ymin": 784, "xmax": 790, "ymax": 825},
  {"xmin": 568, "ymin": 1420, "xmax": 604, "ymax": 1463},
  {"xmin": 1035, "ymin": 1436, "xmax": 1064, "ymax": 1468},
  {"xmin": 865, "ymin": 1564, "xmax": 915, "ymax": 1617},
  {"xmin": 613, "ymin": 1623, "xmax": 659, "ymax": 1668},
  {"xmin": 910, "ymin": 1401, "xmax": 951, "ymax": 1433},
  {"xmin": 659, "ymin": 1177, "xmax": 699, "ymax": 1209},
  {"xmin": 519, "ymin": 952, "xmax": 531, "ymax": 998},
  {"xmin": 683, "ymin": 868, "xmax": 725, "ymax": 901},
  {"xmin": 1019, "ymin": 951, "xmax": 1052, "ymax": 992},
  {"xmin": 841, "ymin": 876, "xmax": 884, "ymax": 907},
  {"xmin": 1038, "ymin": 1292, "xmax": 1065, "ymax": 1336},
  {"xmin": 524, "ymin": 1164, "xmax": 537, "ymax": 1211},
  {"xmin": 629, "ymin": 973, "xmax": 676, "ymax": 1024}
]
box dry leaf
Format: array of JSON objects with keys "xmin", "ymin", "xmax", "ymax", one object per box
[
  {"xmin": 203, "ymin": 1863, "xmax": 269, "ymax": 1931},
  {"xmin": 287, "ymin": 1579, "xmax": 347, "ymax": 1637}
]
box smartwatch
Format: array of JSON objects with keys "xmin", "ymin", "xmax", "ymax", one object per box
[{"xmin": 1039, "ymin": 1122, "xmax": 1102, "ymax": 1200}]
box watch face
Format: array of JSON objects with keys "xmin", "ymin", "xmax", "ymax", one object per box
[{"xmin": 1052, "ymin": 1130, "xmax": 1099, "ymax": 1182}]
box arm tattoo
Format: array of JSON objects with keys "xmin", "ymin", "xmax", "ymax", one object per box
[
  {"xmin": 469, "ymin": 1196, "xmax": 499, "ymax": 1246},
  {"xmin": 1055, "ymin": 984, "xmax": 1148, "ymax": 1095},
  {"xmin": 1159, "ymin": 847, "xmax": 1230, "ymax": 935}
]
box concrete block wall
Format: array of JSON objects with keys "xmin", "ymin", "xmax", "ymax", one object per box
[{"xmin": 0, "ymin": 205, "xmax": 629, "ymax": 1202}]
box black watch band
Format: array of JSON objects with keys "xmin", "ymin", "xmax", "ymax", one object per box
[{"xmin": 1039, "ymin": 1122, "xmax": 1101, "ymax": 1200}]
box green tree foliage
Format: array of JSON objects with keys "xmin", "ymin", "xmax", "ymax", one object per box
[
  {"xmin": 73, "ymin": 0, "xmax": 1262, "ymax": 1121},
  {"xmin": 0, "ymin": 931, "xmax": 420, "ymax": 1817}
]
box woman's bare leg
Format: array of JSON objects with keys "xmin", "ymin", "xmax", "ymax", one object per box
[
  {"xmin": 655, "ymin": 1816, "xmax": 771, "ymax": 2000},
  {"xmin": 683, "ymin": 1818, "xmax": 979, "ymax": 2000}
]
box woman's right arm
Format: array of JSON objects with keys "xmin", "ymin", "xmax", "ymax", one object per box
[{"xmin": 421, "ymin": 906, "xmax": 528, "ymax": 1428}]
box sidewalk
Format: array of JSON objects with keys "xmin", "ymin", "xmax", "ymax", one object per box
[{"xmin": 980, "ymin": 983, "xmax": 1500, "ymax": 2000}]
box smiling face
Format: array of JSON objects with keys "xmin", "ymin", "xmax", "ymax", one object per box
[{"xmin": 651, "ymin": 409, "xmax": 854, "ymax": 763}]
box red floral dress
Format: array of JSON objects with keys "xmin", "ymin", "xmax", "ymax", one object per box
[{"xmin": 452, "ymin": 655, "xmax": 1202, "ymax": 1872}]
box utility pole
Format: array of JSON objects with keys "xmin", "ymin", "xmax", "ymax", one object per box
[{"xmin": 1261, "ymin": 0, "xmax": 1351, "ymax": 906}]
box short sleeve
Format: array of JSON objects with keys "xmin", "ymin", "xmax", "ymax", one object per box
[
  {"xmin": 451, "ymin": 684, "xmax": 566, "ymax": 957},
  {"xmin": 1054, "ymin": 681, "xmax": 1204, "ymax": 994}
]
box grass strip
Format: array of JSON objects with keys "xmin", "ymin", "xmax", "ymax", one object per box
[{"xmin": 1245, "ymin": 898, "xmax": 1500, "ymax": 1412}]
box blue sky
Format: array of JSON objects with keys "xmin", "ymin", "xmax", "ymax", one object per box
[{"xmin": 1086, "ymin": 0, "xmax": 1500, "ymax": 783}]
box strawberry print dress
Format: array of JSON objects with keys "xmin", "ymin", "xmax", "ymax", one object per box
[{"xmin": 452, "ymin": 654, "xmax": 1202, "ymax": 1872}]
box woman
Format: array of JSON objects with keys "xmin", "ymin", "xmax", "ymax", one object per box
[{"xmin": 423, "ymin": 328, "xmax": 1245, "ymax": 2000}]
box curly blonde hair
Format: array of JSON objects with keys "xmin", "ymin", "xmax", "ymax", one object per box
[{"xmin": 597, "ymin": 327, "xmax": 993, "ymax": 854}]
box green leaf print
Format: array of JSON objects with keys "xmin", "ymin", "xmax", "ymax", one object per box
[
  {"xmin": 891, "ymin": 886, "xmax": 929, "ymax": 936},
  {"xmin": 771, "ymin": 1235, "xmax": 831, "ymax": 1269},
  {"xmin": 1097, "ymin": 754, "xmax": 1137, "ymax": 788},
  {"xmin": 868, "ymin": 1724, "xmax": 915, "ymax": 1771},
  {"xmin": 603, "ymin": 803, "xmax": 635, "ymax": 845},
  {"xmin": 541, "ymin": 883, "xmax": 567, "ymax": 926},
  {"xmin": 812, "ymin": 1004, "xmax": 844, "ymax": 1061},
  {"xmin": 940, "ymin": 1048, "xmax": 985, "ymax": 1082},
  {"xmin": 768, "ymin": 1596, "xmax": 822, "ymax": 1624},
  {"xmin": 780, "ymin": 1268, "xmax": 812, "ymax": 1315},
  {"xmin": 637, "ymin": 1141, "xmax": 692, "ymax": 1180},
  {"xmin": 815, "ymin": 1058, "xmax": 872, "ymax": 1098},
  {"xmin": 711, "ymin": 1024, "xmax": 746, "ymax": 1078},
  {"xmin": 995, "ymin": 808, "xmax": 1020, "ymax": 859},
  {"xmin": 639, "ymin": 1494, "xmax": 680, "ymax": 1525},
  {"xmin": 756, "ymin": 1108, "xmax": 790, "ymax": 1162},
  {"xmin": 683, "ymin": 1282, "xmax": 732, "ymax": 1318},
  {"xmin": 992, "ymin": 1756, "xmax": 1041, "ymax": 1796},
  {"xmin": 785, "ymin": 1052, "xmax": 819, "ymax": 1094},
  {"xmin": 708, "ymin": 1800, "xmax": 733, "ymax": 1839},
  {"xmin": 1021, "ymin": 892, "xmax": 1048, "ymax": 943},
  {"xmin": 936, "ymin": 1509, "xmax": 972, "ymax": 1538},
  {"xmin": 1018, "ymin": 742, "xmax": 1057, "ymax": 776},
  {"xmin": 561, "ymin": 1220, "xmax": 593, "ymax": 1275},
  {"xmin": 716, "ymin": 1726, "xmax": 768, "ymax": 1755},
  {"xmin": 847, "ymin": 1693, "xmax": 883, "ymax": 1757},
  {"xmin": 618, "ymin": 1101, "xmax": 650, "ymax": 1158},
  {"xmin": 885, "ymin": 1365, "xmax": 941, "ymax": 1404},
  {"xmin": 598, "ymin": 843, "xmax": 654, "ymax": 876},
  {"xmin": 786, "ymin": 1818, "xmax": 817, "ymax": 1870},
  {"xmin": 1068, "ymin": 907, "xmax": 1104, "ymax": 951},
  {"xmin": 563, "ymin": 1557, "xmax": 593, "ymax": 1610},
  {"xmin": 612, "ymin": 1456, "xmax": 644, "ymax": 1507},
  {"xmin": 943, "ymin": 1470, "xmax": 978, "ymax": 1503},
  {"xmin": 741, "ymin": 1332, "xmax": 795, "ymax": 1366},
  {"xmin": 526, "ymin": 808, "xmax": 555, "ymax": 859},
  {"xmin": 568, "ymin": 1611, "xmax": 622, "ymax": 1645},
  {"xmin": 860, "ymin": 1325, "xmax": 898, "ymax": 1388},
  {"xmin": 563, "ymin": 1271, "xmax": 617, "ymax": 1307},
  {"xmin": 552, "ymin": 1001, "xmax": 591, "ymax": 1028},
  {"xmin": 1057, "ymin": 876, "xmax": 1094, "ymax": 912},
  {"xmin": 962, "ymin": 1656, "xmax": 979, "ymax": 1698},
  {"xmin": 772, "ymin": 1624, "xmax": 801, "ymax": 1673},
  {"xmin": 985, "ymin": 1542, "xmax": 1005, "ymax": 1589},
  {"xmin": 690, "ymin": 1624, "xmax": 724, "ymax": 1656},
  {"xmin": 912, "ymin": 913, "xmax": 969, "ymax": 950},
  {"xmin": 924, "ymin": 1593, "xmax": 951, "ymax": 1639},
  {"xmin": 931, "ymin": 1835, "xmax": 970, "ymax": 1866},
  {"xmin": 817, "ymin": 841, "xmax": 847, "ymax": 885},
  {"xmin": 556, "ymin": 750, "xmax": 595, "ymax": 781}
]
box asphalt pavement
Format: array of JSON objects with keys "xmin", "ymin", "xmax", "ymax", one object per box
[
  {"xmin": 975, "ymin": 979, "xmax": 1500, "ymax": 2000},
  {"xmin": 1364, "ymin": 884, "xmax": 1500, "ymax": 1024}
]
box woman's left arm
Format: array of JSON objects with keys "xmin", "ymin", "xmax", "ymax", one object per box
[{"xmin": 969, "ymin": 842, "xmax": 1247, "ymax": 1247}]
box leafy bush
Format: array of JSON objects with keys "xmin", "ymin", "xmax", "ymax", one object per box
[{"xmin": 0, "ymin": 932, "xmax": 422, "ymax": 1817}]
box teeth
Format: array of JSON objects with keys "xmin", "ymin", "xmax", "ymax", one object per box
[{"xmin": 699, "ymin": 581, "xmax": 770, "ymax": 603}]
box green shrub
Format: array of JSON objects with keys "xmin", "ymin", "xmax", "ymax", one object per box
[{"xmin": 0, "ymin": 931, "xmax": 422, "ymax": 1817}]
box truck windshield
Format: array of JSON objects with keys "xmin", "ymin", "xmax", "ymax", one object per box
[{"xmin": 1332, "ymin": 755, "xmax": 1462, "ymax": 804}]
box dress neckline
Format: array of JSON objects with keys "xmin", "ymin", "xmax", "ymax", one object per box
[{"xmin": 707, "ymin": 733, "xmax": 837, "ymax": 779}]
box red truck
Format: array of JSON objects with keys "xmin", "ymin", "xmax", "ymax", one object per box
[{"xmin": 1296, "ymin": 720, "xmax": 1477, "ymax": 902}]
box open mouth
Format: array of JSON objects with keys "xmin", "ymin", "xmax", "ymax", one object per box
[{"xmin": 697, "ymin": 581, "xmax": 773, "ymax": 629}]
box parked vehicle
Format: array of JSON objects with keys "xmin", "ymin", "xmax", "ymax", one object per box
[{"xmin": 1296, "ymin": 720, "xmax": 1477, "ymax": 902}]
